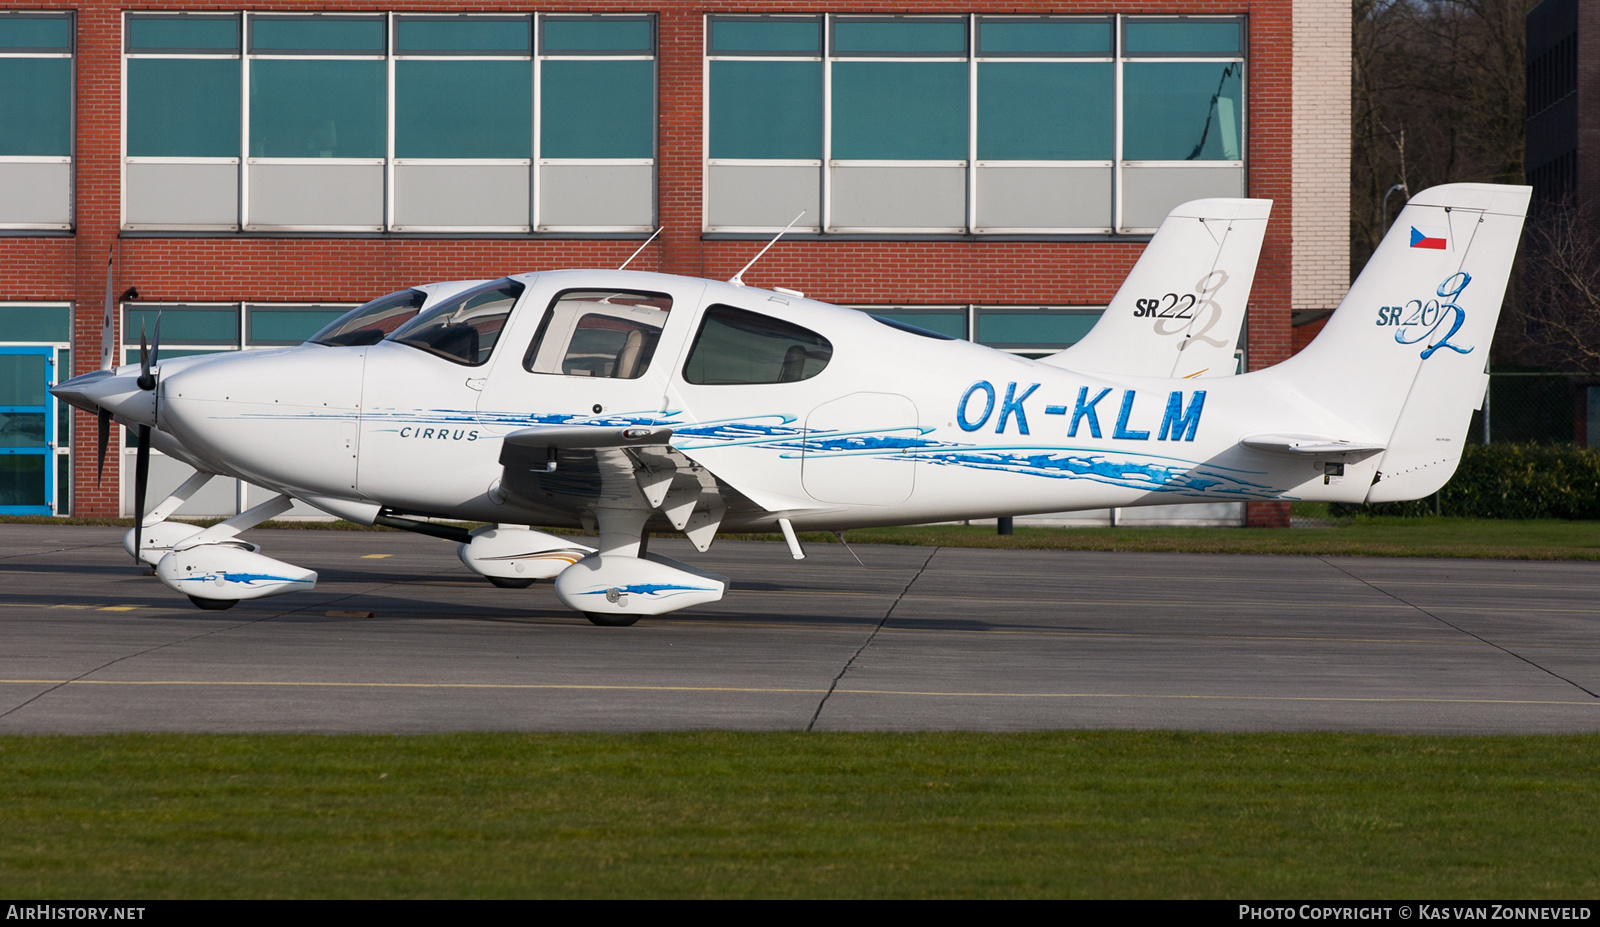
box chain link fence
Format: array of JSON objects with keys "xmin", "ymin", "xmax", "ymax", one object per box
[{"xmin": 1475, "ymin": 372, "xmax": 1600, "ymax": 446}]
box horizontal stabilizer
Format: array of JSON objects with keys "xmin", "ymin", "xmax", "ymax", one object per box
[
  {"xmin": 503, "ymin": 425, "xmax": 672, "ymax": 449},
  {"xmin": 1239, "ymin": 434, "xmax": 1386, "ymax": 457}
]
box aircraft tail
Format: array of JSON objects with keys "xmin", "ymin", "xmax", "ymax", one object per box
[
  {"xmin": 1045, "ymin": 197, "xmax": 1269, "ymax": 379},
  {"xmin": 1271, "ymin": 183, "xmax": 1531, "ymax": 502}
]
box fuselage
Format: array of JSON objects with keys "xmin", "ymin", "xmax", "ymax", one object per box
[{"xmin": 154, "ymin": 269, "xmax": 1375, "ymax": 533}]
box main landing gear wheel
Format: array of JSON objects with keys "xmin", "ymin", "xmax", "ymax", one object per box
[
  {"xmin": 487, "ymin": 576, "xmax": 536, "ymax": 589},
  {"xmin": 187, "ymin": 595, "xmax": 238, "ymax": 611},
  {"xmin": 584, "ymin": 612, "xmax": 640, "ymax": 627}
]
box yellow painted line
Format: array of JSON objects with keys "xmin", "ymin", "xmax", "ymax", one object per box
[
  {"xmin": 0, "ymin": 678, "xmax": 1593, "ymax": 708},
  {"xmin": 361, "ymin": 554, "xmax": 391, "ymax": 559},
  {"xmin": 48, "ymin": 604, "xmax": 94, "ymax": 610},
  {"xmin": 98, "ymin": 606, "xmax": 141, "ymax": 612}
]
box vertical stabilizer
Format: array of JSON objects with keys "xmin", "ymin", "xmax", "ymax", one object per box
[
  {"xmin": 1044, "ymin": 197, "xmax": 1270, "ymax": 379},
  {"xmin": 1270, "ymin": 183, "xmax": 1531, "ymax": 502}
]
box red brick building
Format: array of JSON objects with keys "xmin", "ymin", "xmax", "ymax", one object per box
[{"xmin": 0, "ymin": 2, "xmax": 1350, "ymax": 526}]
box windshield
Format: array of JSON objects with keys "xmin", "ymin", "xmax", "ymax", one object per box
[
  {"xmin": 308, "ymin": 289, "xmax": 428, "ymax": 346},
  {"xmin": 389, "ymin": 278, "xmax": 525, "ymax": 367}
]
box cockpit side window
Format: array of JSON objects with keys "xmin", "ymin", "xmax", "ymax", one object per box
[
  {"xmin": 682, "ymin": 304, "xmax": 832, "ymax": 385},
  {"xmin": 309, "ymin": 288, "xmax": 427, "ymax": 346},
  {"xmin": 522, "ymin": 290, "xmax": 673, "ymax": 379},
  {"xmin": 389, "ymin": 279, "xmax": 524, "ymax": 367}
]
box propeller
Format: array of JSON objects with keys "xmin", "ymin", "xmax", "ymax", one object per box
[
  {"xmin": 95, "ymin": 251, "xmax": 115, "ymax": 485},
  {"xmin": 130, "ymin": 311, "xmax": 161, "ymax": 564}
]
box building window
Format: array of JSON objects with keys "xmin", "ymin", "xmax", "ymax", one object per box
[
  {"xmin": 866, "ymin": 305, "xmax": 1104, "ymax": 357},
  {"xmin": 704, "ymin": 13, "xmax": 1244, "ymax": 235},
  {"xmin": 122, "ymin": 12, "xmax": 656, "ymax": 233},
  {"xmin": 0, "ymin": 13, "xmax": 73, "ymax": 230}
]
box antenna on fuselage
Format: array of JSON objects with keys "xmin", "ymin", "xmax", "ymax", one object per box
[
  {"xmin": 729, "ymin": 210, "xmax": 806, "ymax": 287},
  {"xmin": 618, "ymin": 226, "xmax": 664, "ymax": 271}
]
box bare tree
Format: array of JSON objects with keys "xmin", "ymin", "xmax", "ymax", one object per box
[
  {"xmin": 1352, "ymin": 0, "xmax": 1538, "ymax": 272},
  {"xmin": 1520, "ymin": 200, "xmax": 1600, "ymax": 371}
]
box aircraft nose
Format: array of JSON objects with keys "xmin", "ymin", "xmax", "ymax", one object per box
[
  {"xmin": 50, "ymin": 365, "xmax": 156, "ymax": 427},
  {"xmin": 160, "ymin": 347, "xmax": 366, "ymax": 495}
]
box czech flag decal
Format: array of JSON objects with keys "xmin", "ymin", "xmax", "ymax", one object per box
[{"xmin": 1409, "ymin": 226, "xmax": 1448, "ymax": 250}]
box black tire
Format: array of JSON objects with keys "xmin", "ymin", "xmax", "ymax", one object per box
[
  {"xmin": 187, "ymin": 595, "xmax": 238, "ymax": 611},
  {"xmin": 487, "ymin": 576, "xmax": 536, "ymax": 589},
  {"xmin": 584, "ymin": 612, "xmax": 640, "ymax": 627}
]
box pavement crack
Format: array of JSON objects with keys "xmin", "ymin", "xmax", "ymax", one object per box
[
  {"xmin": 0, "ymin": 609, "xmax": 281, "ymax": 722},
  {"xmin": 1317, "ymin": 556, "xmax": 1600, "ymax": 700},
  {"xmin": 806, "ymin": 547, "xmax": 939, "ymax": 731}
]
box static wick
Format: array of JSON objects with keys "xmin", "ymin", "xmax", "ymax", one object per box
[{"xmin": 836, "ymin": 531, "xmax": 865, "ymax": 568}]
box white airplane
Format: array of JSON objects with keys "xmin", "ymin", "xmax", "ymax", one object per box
[
  {"xmin": 55, "ymin": 198, "xmax": 1270, "ymax": 604},
  {"xmin": 57, "ymin": 182, "xmax": 1524, "ymax": 628}
]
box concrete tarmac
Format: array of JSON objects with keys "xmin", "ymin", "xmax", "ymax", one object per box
[{"xmin": 1, "ymin": 525, "xmax": 1597, "ymax": 734}]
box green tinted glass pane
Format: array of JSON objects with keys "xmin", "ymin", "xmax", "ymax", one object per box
[
  {"xmin": 248, "ymin": 309, "xmax": 348, "ymax": 345},
  {"xmin": 710, "ymin": 19, "xmax": 820, "ymax": 54},
  {"xmin": 125, "ymin": 308, "xmax": 239, "ymax": 346},
  {"xmin": 251, "ymin": 18, "xmax": 384, "ymax": 53},
  {"xmin": 832, "ymin": 62, "xmax": 966, "ymax": 160},
  {"xmin": 1124, "ymin": 61, "xmax": 1242, "ymax": 160},
  {"xmin": 397, "ymin": 18, "xmax": 529, "ymax": 54},
  {"xmin": 0, "ymin": 15, "xmax": 70, "ymax": 49},
  {"xmin": 979, "ymin": 20, "xmax": 1110, "ymax": 55},
  {"xmin": 0, "ymin": 455, "xmax": 46, "ymax": 506},
  {"xmin": 56, "ymin": 348, "xmax": 69, "ymax": 445},
  {"xmin": 0, "ymin": 58, "xmax": 70, "ymax": 156},
  {"xmin": 540, "ymin": 59, "xmax": 652, "ymax": 158},
  {"xmin": 1125, "ymin": 21, "xmax": 1241, "ymax": 55},
  {"xmin": 542, "ymin": 19, "xmax": 651, "ymax": 52},
  {"xmin": 0, "ymin": 354, "xmax": 47, "ymax": 406},
  {"xmin": 127, "ymin": 59, "xmax": 240, "ymax": 157},
  {"xmin": 976, "ymin": 310, "xmax": 1099, "ymax": 347},
  {"xmin": 0, "ymin": 305, "xmax": 69, "ymax": 342},
  {"xmin": 56, "ymin": 453, "xmax": 67, "ymax": 511},
  {"xmin": 834, "ymin": 20, "xmax": 965, "ymax": 54},
  {"xmin": 127, "ymin": 15, "xmax": 238, "ymax": 52},
  {"xmin": 978, "ymin": 62, "xmax": 1111, "ymax": 160},
  {"xmin": 709, "ymin": 60, "xmax": 821, "ymax": 159},
  {"xmin": 250, "ymin": 59, "xmax": 385, "ymax": 158},
  {"xmin": 872, "ymin": 311, "xmax": 967, "ymax": 339},
  {"xmin": 0, "ymin": 412, "xmax": 45, "ymax": 448},
  {"xmin": 397, "ymin": 60, "xmax": 531, "ymax": 158}
]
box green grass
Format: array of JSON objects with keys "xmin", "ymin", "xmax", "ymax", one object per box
[
  {"xmin": 837, "ymin": 517, "xmax": 1600, "ymax": 559},
  {"xmin": 3, "ymin": 732, "xmax": 1598, "ymax": 898},
  {"xmin": 8, "ymin": 514, "xmax": 1600, "ymax": 560}
]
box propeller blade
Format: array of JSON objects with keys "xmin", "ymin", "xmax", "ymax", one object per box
[
  {"xmin": 136, "ymin": 317, "xmax": 155, "ymax": 392},
  {"xmin": 133, "ymin": 424, "xmax": 151, "ymax": 564},
  {"xmin": 150, "ymin": 309, "xmax": 162, "ymax": 370},
  {"xmin": 95, "ymin": 408, "xmax": 111, "ymax": 485},
  {"xmin": 101, "ymin": 252, "xmax": 115, "ymax": 371}
]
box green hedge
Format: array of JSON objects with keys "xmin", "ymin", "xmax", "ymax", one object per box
[{"xmin": 1332, "ymin": 443, "xmax": 1600, "ymax": 519}]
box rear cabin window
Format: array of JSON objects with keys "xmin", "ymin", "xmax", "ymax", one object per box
[
  {"xmin": 682, "ymin": 304, "xmax": 832, "ymax": 385},
  {"xmin": 389, "ymin": 278, "xmax": 523, "ymax": 366},
  {"xmin": 522, "ymin": 290, "xmax": 673, "ymax": 379}
]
